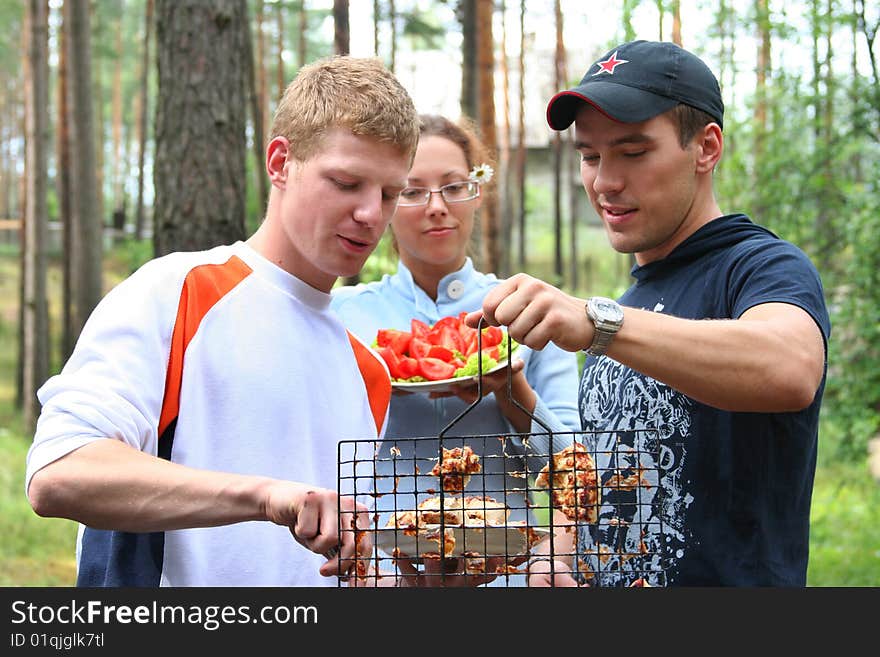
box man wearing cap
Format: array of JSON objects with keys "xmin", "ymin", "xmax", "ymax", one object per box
[{"xmin": 467, "ymin": 40, "xmax": 830, "ymax": 586}]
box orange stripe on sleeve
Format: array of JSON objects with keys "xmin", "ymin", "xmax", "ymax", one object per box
[
  {"xmin": 347, "ymin": 332, "xmax": 392, "ymax": 437},
  {"xmin": 158, "ymin": 255, "xmax": 253, "ymax": 438}
]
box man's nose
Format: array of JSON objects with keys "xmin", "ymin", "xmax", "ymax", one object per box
[
  {"xmin": 353, "ymin": 190, "xmax": 384, "ymax": 226},
  {"xmin": 591, "ymin": 161, "xmax": 624, "ymax": 196}
]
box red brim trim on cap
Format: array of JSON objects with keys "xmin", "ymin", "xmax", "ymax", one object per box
[{"xmin": 546, "ymin": 90, "xmax": 622, "ymax": 130}]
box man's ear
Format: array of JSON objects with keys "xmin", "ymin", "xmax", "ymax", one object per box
[
  {"xmin": 695, "ymin": 123, "xmax": 723, "ymax": 173},
  {"xmin": 266, "ymin": 136, "xmax": 290, "ymax": 186}
]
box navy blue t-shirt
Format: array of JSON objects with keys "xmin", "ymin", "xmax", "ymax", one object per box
[{"xmin": 577, "ymin": 214, "xmax": 831, "ymax": 586}]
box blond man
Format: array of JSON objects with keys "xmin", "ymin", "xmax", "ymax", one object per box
[{"xmin": 26, "ymin": 56, "xmax": 419, "ymax": 587}]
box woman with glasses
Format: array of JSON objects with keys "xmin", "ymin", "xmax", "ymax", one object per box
[{"xmin": 330, "ymin": 114, "xmax": 580, "ymax": 587}]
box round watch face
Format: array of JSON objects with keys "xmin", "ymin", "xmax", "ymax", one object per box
[{"xmin": 591, "ymin": 297, "xmax": 624, "ymax": 323}]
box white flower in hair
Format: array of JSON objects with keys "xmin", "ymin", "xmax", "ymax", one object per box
[{"xmin": 469, "ymin": 163, "xmax": 494, "ymax": 184}]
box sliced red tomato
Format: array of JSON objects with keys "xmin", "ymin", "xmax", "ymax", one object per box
[
  {"xmin": 438, "ymin": 326, "xmax": 465, "ymax": 354},
  {"xmin": 427, "ymin": 344, "xmax": 455, "ymax": 362},
  {"xmin": 397, "ymin": 356, "xmax": 419, "ymax": 379},
  {"xmin": 411, "ymin": 318, "xmax": 431, "ymax": 341},
  {"xmin": 481, "ymin": 346, "xmax": 500, "ymax": 360},
  {"xmin": 425, "ymin": 327, "xmax": 444, "ymax": 346},
  {"xmin": 377, "ymin": 346, "xmax": 402, "ymax": 379},
  {"xmin": 433, "ymin": 315, "xmax": 462, "ymax": 332},
  {"xmin": 376, "ymin": 328, "xmax": 412, "ymax": 356},
  {"xmin": 418, "ymin": 357, "xmax": 456, "ymax": 381},
  {"xmin": 456, "ymin": 313, "xmax": 480, "ymax": 345},
  {"xmin": 376, "ymin": 315, "xmax": 506, "ymax": 370},
  {"xmin": 426, "ymin": 325, "xmax": 460, "ymax": 351},
  {"xmin": 458, "ymin": 321, "xmax": 478, "ymax": 341},
  {"xmin": 409, "ymin": 337, "xmax": 432, "ymax": 359},
  {"xmin": 480, "ymin": 326, "xmax": 503, "ymax": 348},
  {"xmin": 463, "ymin": 331, "xmax": 479, "ymax": 356}
]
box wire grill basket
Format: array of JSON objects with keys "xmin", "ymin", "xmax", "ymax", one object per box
[
  {"xmin": 335, "ymin": 323, "xmax": 669, "ymax": 587},
  {"xmin": 337, "ymin": 428, "xmax": 668, "ymax": 587}
]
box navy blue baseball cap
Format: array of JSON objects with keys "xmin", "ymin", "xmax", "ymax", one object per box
[{"xmin": 546, "ymin": 40, "xmax": 724, "ymax": 130}]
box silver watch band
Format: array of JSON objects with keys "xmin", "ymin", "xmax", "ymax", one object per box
[
  {"xmin": 586, "ymin": 327, "xmax": 615, "ymax": 356},
  {"xmin": 584, "ymin": 297, "xmax": 623, "ymax": 357}
]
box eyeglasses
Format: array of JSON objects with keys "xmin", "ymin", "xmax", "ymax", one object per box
[{"xmin": 397, "ymin": 181, "xmax": 480, "ymax": 206}]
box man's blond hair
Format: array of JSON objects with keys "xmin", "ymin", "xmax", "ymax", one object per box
[{"xmin": 271, "ymin": 56, "xmax": 419, "ymax": 162}]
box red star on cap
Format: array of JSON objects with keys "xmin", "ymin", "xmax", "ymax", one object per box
[{"xmin": 591, "ymin": 51, "xmax": 629, "ymax": 76}]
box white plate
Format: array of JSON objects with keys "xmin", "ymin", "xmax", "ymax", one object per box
[
  {"xmin": 374, "ymin": 524, "xmax": 550, "ymax": 560},
  {"xmin": 391, "ymin": 347, "xmax": 518, "ymax": 394}
]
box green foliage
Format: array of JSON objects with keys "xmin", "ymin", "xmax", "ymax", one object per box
[
  {"xmin": 716, "ymin": 62, "xmax": 880, "ymax": 464},
  {"xmin": 522, "ymin": 183, "xmax": 631, "ymax": 298},
  {"xmin": 353, "ymin": 231, "xmax": 398, "ymax": 285},
  {"xmin": 807, "ymin": 431, "xmax": 880, "ymax": 586},
  {"xmin": 0, "ymin": 255, "xmax": 77, "ymax": 586},
  {"xmin": 0, "ymin": 258, "xmax": 19, "ymax": 411},
  {"xmin": 244, "ymin": 146, "xmax": 266, "ymax": 235},
  {"xmin": 0, "ymin": 0, "xmax": 23, "ymax": 77},
  {"xmin": 400, "ymin": 7, "xmax": 447, "ymax": 50},
  {"xmin": 4, "ymin": 0, "xmax": 880, "ymax": 587},
  {"xmin": 821, "ymin": 159, "xmax": 880, "ymax": 459},
  {"xmin": 0, "ymin": 427, "xmax": 78, "ymax": 586},
  {"xmin": 108, "ymin": 236, "xmax": 154, "ymax": 276}
]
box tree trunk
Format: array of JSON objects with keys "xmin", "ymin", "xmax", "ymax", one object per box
[
  {"xmin": 244, "ymin": 1, "xmax": 267, "ymax": 218},
  {"xmin": 0, "ymin": 78, "xmax": 4, "ymax": 217},
  {"xmin": 656, "ymin": 0, "xmax": 664, "ymax": 40},
  {"xmin": 92, "ymin": 6, "xmax": 105, "ymax": 237},
  {"xmin": 622, "ymin": 0, "xmax": 637, "ymax": 41},
  {"xmin": 716, "ymin": 0, "xmax": 737, "ymax": 160},
  {"xmin": 717, "ymin": 0, "xmax": 728, "ymax": 99},
  {"xmin": 389, "ymin": 0, "xmax": 397, "ymax": 73},
  {"xmin": 56, "ymin": 7, "xmax": 74, "ymax": 360},
  {"xmin": 134, "ymin": 0, "xmax": 154, "ymax": 242},
  {"xmin": 753, "ymin": 0, "xmax": 771, "ymax": 223},
  {"xmin": 66, "ymin": 0, "xmax": 103, "ymax": 341},
  {"xmin": 671, "ymin": 0, "xmax": 682, "ymax": 45},
  {"xmin": 154, "ymin": 0, "xmax": 248, "ymax": 255},
  {"xmin": 255, "ymin": 0, "xmax": 268, "ymax": 135},
  {"xmin": 0, "ymin": 79, "xmax": 7, "ymax": 218},
  {"xmin": 552, "ymin": 0, "xmax": 564, "ymax": 285},
  {"xmin": 756, "ymin": 0, "xmax": 770, "ymax": 135},
  {"xmin": 849, "ymin": 0, "xmax": 864, "ymax": 180},
  {"xmin": 459, "ymin": 0, "xmax": 478, "ymax": 121},
  {"xmin": 854, "ymin": 0, "xmax": 879, "ymax": 138},
  {"xmin": 559, "ymin": 11, "xmax": 576, "ymax": 291},
  {"xmin": 298, "ymin": 1, "xmax": 307, "ymax": 68},
  {"xmin": 373, "ymin": 0, "xmax": 380, "ymax": 57},
  {"xmin": 569, "ymin": 125, "xmax": 579, "ymax": 291},
  {"xmin": 23, "ymin": 0, "xmax": 51, "ymax": 432},
  {"xmin": 814, "ymin": 0, "xmax": 836, "ymax": 273},
  {"xmin": 333, "ymin": 0, "xmax": 359, "ymax": 286},
  {"xmin": 111, "ymin": 13, "xmax": 124, "ymax": 218},
  {"xmin": 499, "ymin": 0, "xmax": 512, "ymax": 278},
  {"xmin": 277, "ymin": 0, "xmax": 285, "ymax": 99},
  {"xmin": 334, "ymin": 0, "xmax": 350, "ymax": 55},
  {"xmin": 476, "ymin": 0, "xmax": 499, "ymax": 274},
  {"xmin": 17, "ymin": 22, "xmax": 27, "ymax": 411},
  {"xmin": 516, "ymin": 0, "xmax": 526, "ymax": 271}
]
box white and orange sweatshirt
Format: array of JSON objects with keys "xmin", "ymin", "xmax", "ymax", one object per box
[{"xmin": 26, "ymin": 241, "xmax": 389, "ymax": 586}]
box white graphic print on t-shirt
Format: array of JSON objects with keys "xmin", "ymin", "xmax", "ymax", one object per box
[{"xmin": 577, "ymin": 355, "xmax": 691, "ymax": 586}]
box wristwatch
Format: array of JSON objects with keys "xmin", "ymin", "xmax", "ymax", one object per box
[{"xmin": 584, "ymin": 296, "xmax": 624, "ymax": 356}]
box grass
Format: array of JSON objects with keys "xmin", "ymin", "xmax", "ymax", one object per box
[
  {"xmin": 1, "ymin": 242, "xmax": 878, "ymax": 586},
  {"xmin": 807, "ymin": 446, "xmax": 880, "ymax": 586},
  {"xmin": 0, "ymin": 252, "xmax": 78, "ymax": 586},
  {"xmin": 0, "ymin": 426, "xmax": 78, "ymax": 586}
]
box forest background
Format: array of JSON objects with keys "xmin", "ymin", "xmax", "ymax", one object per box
[{"xmin": 1, "ymin": 0, "xmax": 878, "ymax": 586}]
